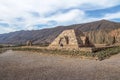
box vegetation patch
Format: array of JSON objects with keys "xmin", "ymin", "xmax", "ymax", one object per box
[
  {"xmin": 0, "ymin": 45, "xmax": 12, "ymax": 53},
  {"xmin": 12, "ymin": 46, "xmax": 120, "ymax": 61},
  {"xmin": 0, "ymin": 48, "xmax": 7, "ymax": 54},
  {"xmin": 12, "ymin": 47, "xmax": 94, "ymax": 58},
  {"xmin": 0, "ymin": 45, "xmax": 3, "ymax": 48},
  {"xmin": 95, "ymin": 46, "xmax": 120, "ymax": 60}
]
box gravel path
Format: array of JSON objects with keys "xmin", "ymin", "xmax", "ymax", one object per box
[{"xmin": 0, "ymin": 50, "xmax": 120, "ymax": 80}]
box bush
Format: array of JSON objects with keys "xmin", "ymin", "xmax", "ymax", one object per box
[
  {"xmin": 0, "ymin": 45, "xmax": 3, "ymax": 48},
  {"xmin": 96, "ymin": 46, "xmax": 120, "ymax": 60}
]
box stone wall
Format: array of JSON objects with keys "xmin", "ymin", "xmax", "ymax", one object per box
[{"xmin": 48, "ymin": 29, "xmax": 79, "ymax": 49}]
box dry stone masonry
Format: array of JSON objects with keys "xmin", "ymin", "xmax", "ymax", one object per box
[{"xmin": 49, "ymin": 29, "xmax": 94, "ymax": 50}]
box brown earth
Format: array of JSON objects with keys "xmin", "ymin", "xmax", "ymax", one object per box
[{"xmin": 0, "ymin": 50, "xmax": 120, "ymax": 80}]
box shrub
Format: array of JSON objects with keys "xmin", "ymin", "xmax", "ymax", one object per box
[
  {"xmin": 0, "ymin": 45, "xmax": 3, "ymax": 48},
  {"xmin": 95, "ymin": 46, "xmax": 120, "ymax": 60}
]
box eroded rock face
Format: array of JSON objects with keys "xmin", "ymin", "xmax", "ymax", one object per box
[
  {"xmin": 109, "ymin": 29, "xmax": 120, "ymax": 43},
  {"xmin": 85, "ymin": 30, "xmax": 115, "ymax": 45},
  {"xmin": 85, "ymin": 29, "xmax": 120, "ymax": 46}
]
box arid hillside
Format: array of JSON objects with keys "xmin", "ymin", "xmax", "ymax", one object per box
[
  {"xmin": 85, "ymin": 29, "xmax": 120, "ymax": 45},
  {"xmin": 0, "ymin": 20, "xmax": 120, "ymax": 45}
]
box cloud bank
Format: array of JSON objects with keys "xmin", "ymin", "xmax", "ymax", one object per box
[{"xmin": 0, "ymin": 0, "xmax": 120, "ymax": 34}]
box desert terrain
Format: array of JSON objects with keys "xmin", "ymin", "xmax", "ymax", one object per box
[{"xmin": 0, "ymin": 50, "xmax": 120, "ymax": 80}]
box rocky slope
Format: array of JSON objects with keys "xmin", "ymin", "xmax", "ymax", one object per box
[{"xmin": 0, "ymin": 20, "xmax": 120, "ymax": 45}]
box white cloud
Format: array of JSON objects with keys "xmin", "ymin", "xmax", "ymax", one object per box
[
  {"xmin": 102, "ymin": 12, "xmax": 120, "ymax": 19},
  {"xmin": 0, "ymin": 0, "xmax": 120, "ymax": 33},
  {"xmin": 0, "ymin": 26, "xmax": 16, "ymax": 34},
  {"xmin": 45, "ymin": 9, "xmax": 85, "ymax": 24}
]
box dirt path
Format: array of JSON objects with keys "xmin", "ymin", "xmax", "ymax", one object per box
[{"xmin": 0, "ymin": 50, "xmax": 120, "ymax": 80}]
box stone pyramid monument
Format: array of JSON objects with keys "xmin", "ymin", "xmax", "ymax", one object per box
[{"xmin": 48, "ymin": 29, "xmax": 94, "ymax": 49}]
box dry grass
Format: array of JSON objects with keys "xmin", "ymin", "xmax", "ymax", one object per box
[
  {"xmin": 0, "ymin": 50, "xmax": 120, "ymax": 80},
  {"xmin": 0, "ymin": 48, "xmax": 7, "ymax": 54},
  {"xmin": 12, "ymin": 46, "xmax": 120, "ymax": 60}
]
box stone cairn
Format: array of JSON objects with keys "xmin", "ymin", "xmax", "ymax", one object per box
[{"xmin": 26, "ymin": 40, "xmax": 32, "ymax": 46}]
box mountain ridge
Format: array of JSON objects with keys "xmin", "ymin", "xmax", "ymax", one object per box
[{"xmin": 0, "ymin": 20, "xmax": 120, "ymax": 45}]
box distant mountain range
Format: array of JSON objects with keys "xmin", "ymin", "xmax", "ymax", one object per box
[{"xmin": 0, "ymin": 20, "xmax": 120, "ymax": 45}]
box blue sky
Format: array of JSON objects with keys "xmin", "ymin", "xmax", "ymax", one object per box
[{"xmin": 0, "ymin": 0, "xmax": 120, "ymax": 34}]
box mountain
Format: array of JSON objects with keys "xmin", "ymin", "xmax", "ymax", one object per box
[{"xmin": 0, "ymin": 20, "xmax": 120, "ymax": 45}]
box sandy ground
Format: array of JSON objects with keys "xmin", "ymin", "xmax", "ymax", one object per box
[{"xmin": 0, "ymin": 50, "xmax": 120, "ymax": 80}]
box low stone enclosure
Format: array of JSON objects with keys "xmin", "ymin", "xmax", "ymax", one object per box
[{"xmin": 48, "ymin": 29, "xmax": 119, "ymax": 52}]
